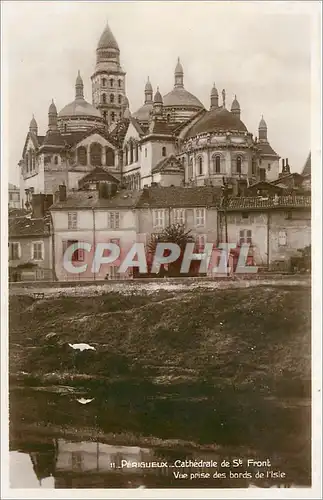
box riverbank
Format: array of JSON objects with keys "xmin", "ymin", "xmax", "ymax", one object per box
[{"xmin": 10, "ymin": 284, "xmax": 310, "ymax": 390}]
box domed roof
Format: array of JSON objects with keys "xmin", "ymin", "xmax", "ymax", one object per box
[
  {"xmin": 97, "ymin": 21, "xmax": 119, "ymax": 51},
  {"xmin": 154, "ymin": 87, "xmax": 163, "ymax": 104},
  {"xmin": 187, "ymin": 107, "xmax": 248, "ymax": 137},
  {"xmin": 49, "ymin": 100, "xmax": 57, "ymax": 114},
  {"xmin": 211, "ymin": 84, "xmax": 218, "ymax": 97},
  {"xmin": 231, "ymin": 95, "xmax": 240, "ymax": 111},
  {"xmin": 163, "ymin": 87, "xmax": 203, "ymax": 108},
  {"xmin": 259, "ymin": 115, "xmax": 267, "ymax": 129},
  {"xmin": 59, "ymin": 72, "xmax": 101, "ymax": 119},
  {"xmin": 59, "ymin": 99, "xmax": 101, "ymax": 118},
  {"xmin": 132, "ymin": 102, "xmax": 153, "ymax": 122}
]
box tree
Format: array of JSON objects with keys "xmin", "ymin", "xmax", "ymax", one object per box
[{"xmin": 147, "ymin": 223, "xmax": 195, "ymax": 277}]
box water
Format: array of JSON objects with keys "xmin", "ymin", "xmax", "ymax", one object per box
[{"xmin": 9, "ymin": 383, "xmax": 311, "ymax": 489}]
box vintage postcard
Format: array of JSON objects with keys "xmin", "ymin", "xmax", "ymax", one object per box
[{"xmin": 1, "ymin": 1, "xmax": 321, "ymax": 498}]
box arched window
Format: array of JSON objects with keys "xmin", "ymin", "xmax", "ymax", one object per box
[
  {"xmin": 25, "ymin": 154, "xmax": 29, "ymax": 173},
  {"xmin": 162, "ymin": 146, "xmax": 167, "ymax": 157},
  {"xmin": 102, "ymin": 93, "xmax": 106, "ymax": 104},
  {"xmin": 110, "ymin": 79, "xmax": 114, "ymax": 87},
  {"xmin": 197, "ymin": 156, "xmax": 203, "ymax": 176},
  {"xmin": 236, "ymin": 156, "xmax": 242, "ymax": 174},
  {"xmin": 166, "ymin": 114, "xmax": 171, "ymax": 123},
  {"xmin": 90, "ymin": 143, "xmax": 102, "ymax": 166},
  {"xmin": 212, "ymin": 155, "xmax": 221, "ymax": 173},
  {"xmin": 252, "ymin": 159, "xmax": 256, "ymax": 175},
  {"xmin": 135, "ymin": 143, "xmax": 139, "ymax": 162},
  {"xmin": 103, "ymin": 111, "xmax": 107, "ymax": 121},
  {"xmin": 118, "ymin": 79, "xmax": 122, "ymax": 88},
  {"xmin": 102, "ymin": 78, "xmax": 106, "ymax": 87},
  {"xmin": 110, "ymin": 94, "xmax": 114, "ymax": 104},
  {"xmin": 54, "ymin": 156, "xmax": 58, "ymax": 165},
  {"xmin": 118, "ymin": 95, "xmax": 122, "ymax": 104},
  {"xmin": 77, "ymin": 146, "xmax": 87, "ymax": 166},
  {"xmin": 28, "ymin": 150, "xmax": 33, "ymax": 172},
  {"xmin": 188, "ymin": 159, "xmax": 193, "ymax": 179},
  {"xmin": 64, "ymin": 124, "xmax": 67, "ymax": 133},
  {"xmin": 125, "ymin": 145, "xmax": 128, "ymax": 166},
  {"xmin": 106, "ymin": 147, "xmax": 115, "ymax": 166},
  {"xmin": 111, "ymin": 111, "xmax": 115, "ymax": 122},
  {"xmin": 130, "ymin": 142, "xmax": 134, "ymax": 164}
]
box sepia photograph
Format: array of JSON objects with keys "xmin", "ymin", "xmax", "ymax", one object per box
[{"xmin": 1, "ymin": 0, "xmax": 321, "ymax": 497}]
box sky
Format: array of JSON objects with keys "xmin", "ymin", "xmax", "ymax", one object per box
[{"xmin": 2, "ymin": 1, "xmax": 317, "ymax": 185}]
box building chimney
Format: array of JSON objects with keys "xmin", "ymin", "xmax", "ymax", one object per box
[
  {"xmin": 59, "ymin": 184, "xmax": 67, "ymax": 202},
  {"xmin": 31, "ymin": 194, "xmax": 53, "ymax": 218},
  {"xmin": 282, "ymin": 159, "xmax": 285, "ymax": 169}
]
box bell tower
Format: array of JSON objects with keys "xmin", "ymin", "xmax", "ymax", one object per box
[{"xmin": 91, "ymin": 21, "xmax": 126, "ymax": 126}]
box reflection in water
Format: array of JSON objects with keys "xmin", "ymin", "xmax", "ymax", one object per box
[
  {"xmin": 10, "ymin": 438, "xmax": 300, "ymax": 489},
  {"xmin": 9, "ymin": 386, "xmax": 311, "ymax": 489}
]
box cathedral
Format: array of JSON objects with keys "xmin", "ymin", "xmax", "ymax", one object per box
[{"xmin": 19, "ymin": 21, "xmax": 282, "ymax": 207}]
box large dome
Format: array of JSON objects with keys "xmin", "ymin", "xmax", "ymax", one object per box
[
  {"xmin": 58, "ymin": 72, "xmax": 102, "ymax": 119},
  {"xmin": 187, "ymin": 107, "xmax": 248, "ymax": 137},
  {"xmin": 58, "ymin": 98, "xmax": 101, "ymax": 118},
  {"xmin": 163, "ymin": 87, "xmax": 204, "ymax": 109}
]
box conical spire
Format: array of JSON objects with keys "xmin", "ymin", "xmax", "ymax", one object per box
[
  {"xmin": 144, "ymin": 77, "xmax": 153, "ymax": 104},
  {"xmin": 97, "ymin": 20, "xmax": 119, "ymax": 51},
  {"xmin": 259, "ymin": 115, "xmax": 267, "ymax": 129},
  {"xmin": 48, "ymin": 99, "xmax": 58, "ymax": 131},
  {"xmin": 29, "ymin": 114, "xmax": 38, "ymax": 134},
  {"xmin": 154, "ymin": 87, "xmax": 163, "ymax": 104},
  {"xmin": 75, "ymin": 71, "xmax": 84, "ymax": 99},
  {"xmin": 174, "ymin": 57, "xmax": 184, "ymax": 88},
  {"xmin": 258, "ymin": 115, "xmax": 268, "ymax": 141}
]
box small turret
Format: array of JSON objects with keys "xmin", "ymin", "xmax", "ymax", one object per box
[
  {"xmin": 210, "ymin": 84, "xmax": 219, "ymax": 110},
  {"xmin": 48, "ymin": 99, "xmax": 58, "ymax": 131},
  {"xmin": 258, "ymin": 115, "xmax": 267, "ymax": 142},
  {"xmin": 231, "ymin": 95, "xmax": 240, "ymax": 119},
  {"xmin": 29, "ymin": 115, "xmax": 38, "ymax": 135},
  {"xmin": 174, "ymin": 57, "xmax": 184, "ymax": 88},
  {"xmin": 144, "ymin": 77, "xmax": 153, "ymax": 104},
  {"xmin": 75, "ymin": 71, "xmax": 84, "ymax": 100},
  {"xmin": 153, "ymin": 87, "xmax": 163, "ymax": 116}
]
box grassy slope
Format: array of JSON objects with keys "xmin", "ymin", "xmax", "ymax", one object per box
[
  {"xmin": 9, "ymin": 285, "xmax": 311, "ymax": 396},
  {"xmin": 9, "ymin": 285, "xmax": 311, "ymax": 483}
]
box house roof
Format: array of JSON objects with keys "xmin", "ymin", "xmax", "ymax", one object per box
[
  {"xmin": 9, "ymin": 213, "xmax": 50, "ymax": 237},
  {"xmin": 256, "ymin": 141, "xmax": 279, "ymax": 157},
  {"xmin": 50, "ymin": 189, "xmax": 142, "ymax": 210},
  {"xmin": 223, "ymin": 195, "xmax": 311, "ymax": 211},
  {"xmin": 22, "ymin": 132, "xmax": 45, "ymax": 158},
  {"xmin": 62, "ymin": 127, "xmax": 119, "ymax": 150},
  {"xmin": 149, "ymin": 119, "xmax": 173, "ymax": 137},
  {"xmin": 246, "ymin": 181, "xmax": 284, "ymax": 193},
  {"xmin": 270, "ymin": 172, "xmax": 303, "ymax": 187},
  {"xmin": 186, "ymin": 107, "xmax": 248, "ymax": 138},
  {"xmin": 109, "ymin": 117, "xmax": 131, "ymax": 147},
  {"xmin": 78, "ymin": 167, "xmax": 120, "ymax": 187},
  {"xmin": 152, "ymin": 155, "xmax": 184, "ymax": 174},
  {"xmin": 136, "ymin": 186, "xmax": 222, "ymax": 208}
]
